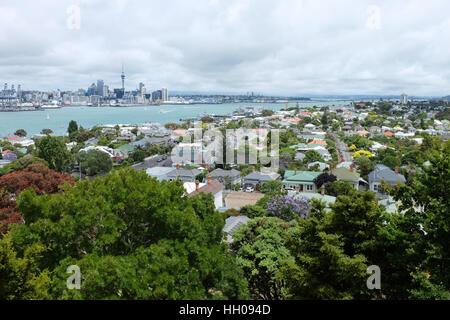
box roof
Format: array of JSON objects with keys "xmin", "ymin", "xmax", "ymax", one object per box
[
  {"xmin": 184, "ymin": 182, "xmax": 206, "ymax": 194},
  {"xmin": 167, "ymin": 168, "xmax": 203, "ymax": 178},
  {"xmin": 243, "ymin": 172, "xmax": 278, "ymax": 182},
  {"xmin": 188, "ymin": 180, "xmax": 224, "ymax": 197},
  {"xmin": 308, "ymin": 139, "xmax": 327, "ymax": 146},
  {"xmin": 116, "ymin": 144, "xmax": 135, "ymax": 152},
  {"xmin": 223, "ymin": 216, "xmax": 250, "ymax": 243},
  {"xmin": 368, "ymin": 167, "xmax": 406, "ymax": 184},
  {"xmin": 209, "ymin": 168, "xmax": 241, "ymax": 178},
  {"xmin": 284, "ymin": 170, "xmax": 321, "ymax": 183},
  {"xmin": 332, "ymin": 167, "xmax": 360, "ymax": 181},
  {"xmin": 146, "ymin": 166, "xmax": 176, "ymax": 177}
]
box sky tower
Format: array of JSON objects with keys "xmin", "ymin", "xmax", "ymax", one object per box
[{"xmin": 121, "ymin": 63, "xmax": 125, "ymax": 91}]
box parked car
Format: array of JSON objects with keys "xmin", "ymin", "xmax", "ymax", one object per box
[{"xmin": 245, "ymin": 186, "xmax": 254, "ymax": 193}]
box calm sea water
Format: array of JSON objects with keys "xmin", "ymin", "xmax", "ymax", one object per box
[{"xmin": 0, "ymin": 100, "xmax": 352, "ymax": 137}]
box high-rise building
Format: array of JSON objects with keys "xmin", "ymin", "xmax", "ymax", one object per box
[
  {"xmin": 161, "ymin": 88, "xmax": 168, "ymax": 101},
  {"xmin": 87, "ymin": 83, "xmax": 97, "ymax": 96},
  {"xmin": 152, "ymin": 90, "xmax": 162, "ymax": 102},
  {"xmin": 400, "ymin": 93, "xmax": 408, "ymax": 105},
  {"xmin": 97, "ymin": 80, "xmax": 104, "ymax": 97},
  {"xmin": 139, "ymin": 82, "xmax": 146, "ymax": 96}
]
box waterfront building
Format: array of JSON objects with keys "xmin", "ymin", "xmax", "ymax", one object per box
[{"xmin": 162, "ymin": 88, "xmax": 168, "ymax": 101}]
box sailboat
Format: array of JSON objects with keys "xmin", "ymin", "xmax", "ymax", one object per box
[{"xmin": 46, "ymin": 113, "xmax": 50, "ymax": 120}]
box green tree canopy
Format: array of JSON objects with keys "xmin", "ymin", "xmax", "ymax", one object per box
[
  {"xmin": 34, "ymin": 136, "xmax": 73, "ymax": 173},
  {"xmin": 76, "ymin": 149, "xmax": 113, "ymax": 176},
  {"xmin": 6, "ymin": 169, "xmax": 249, "ymax": 299}
]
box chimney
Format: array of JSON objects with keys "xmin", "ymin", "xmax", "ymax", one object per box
[
  {"xmin": 334, "ymin": 163, "xmax": 337, "ymax": 169},
  {"xmin": 177, "ymin": 163, "xmax": 180, "ymax": 169},
  {"xmin": 350, "ymin": 165, "xmax": 354, "ymax": 172},
  {"xmin": 207, "ymin": 175, "xmax": 212, "ymax": 185},
  {"xmin": 321, "ymin": 187, "xmax": 325, "ymax": 195},
  {"xmin": 395, "ymin": 166, "xmax": 399, "ymax": 174},
  {"xmin": 195, "ymin": 180, "xmax": 199, "ymax": 191},
  {"xmin": 294, "ymin": 169, "xmax": 297, "ymax": 175}
]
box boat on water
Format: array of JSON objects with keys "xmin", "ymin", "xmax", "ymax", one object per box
[{"xmin": 41, "ymin": 100, "xmax": 62, "ymax": 109}]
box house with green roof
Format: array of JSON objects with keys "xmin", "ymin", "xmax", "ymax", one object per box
[
  {"xmin": 116, "ymin": 143, "xmax": 135, "ymax": 154},
  {"xmin": 331, "ymin": 166, "xmax": 360, "ymax": 190},
  {"xmin": 282, "ymin": 170, "xmax": 321, "ymax": 193}
]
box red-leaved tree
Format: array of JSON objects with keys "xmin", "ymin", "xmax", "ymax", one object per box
[{"xmin": 0, "ymin": 163, "xmax": 75, "ymax": 233}]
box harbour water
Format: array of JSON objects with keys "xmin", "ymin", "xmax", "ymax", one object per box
[{"xmin": 0, "ymin": 100, "xmax": 352, "ymax": 137}]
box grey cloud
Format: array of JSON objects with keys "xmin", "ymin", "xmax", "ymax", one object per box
[{"xmin": 0, "ymin": 0, "xmax": 449, "ymax": 96}]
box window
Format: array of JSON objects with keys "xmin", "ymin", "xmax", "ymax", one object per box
[{"xmin": 306, "ymin": 185, "xmax": 313, "ymax": 191}]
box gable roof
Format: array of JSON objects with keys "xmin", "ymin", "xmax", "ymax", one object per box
[
  {"xmin": 332, "ymin": 167, "xmax": 360, "ymax": 181},
  {"xmin": 209, "ymin": 168, "xmax": 241, "ymax": 178},
  {"xmin": 284, "ymin": 171, "xmax": 321, "ymax": 183},
  {"xmin": 188, "ymin": 180, "xmax": 224, "ymax": 197},
  {"xmin": 368, "ymin": 167, "xmax": 406, "ymax": 184}
]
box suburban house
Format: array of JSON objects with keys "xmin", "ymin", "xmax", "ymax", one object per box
[
  {"xmin": 208, "ymin": 168, "xmax": 241, "ymax": 186},
  {"xmin": 242, "ymin": 172, "xmax": 280, "ymax": 188},
  {"xmin": 282, "ymin": 170, "xmax": 322, "ymax": 193},
  {"xmin": 166, "ymin": 167, "xmax": 203, "ymax": 182},
  {"xmin": 146, "ymin": 166, "xmax": 176, "ymax": 182},
  {"xmin": 188, "ymin": 176, "xmax": 224, "ymax": 209},
  {"xmin": 224, "ymin": 191, "xmax": 265, "ymax": 210},
  {"xmin": 368, "ymin": 164, "xmax": 406, "ymax": 195},
  {"xmin": 331, "ymin": 166, "xmax": 360, "ymax": 190}
]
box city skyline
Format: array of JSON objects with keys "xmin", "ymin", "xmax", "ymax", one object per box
[{"xmin": 1, "ymin": 1, "xmax": 450, "ymax": 96}]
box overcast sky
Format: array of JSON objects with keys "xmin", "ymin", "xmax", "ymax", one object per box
[{"xmin": 0, "ymin": 0, "xmax": 449, "ymax": 96}]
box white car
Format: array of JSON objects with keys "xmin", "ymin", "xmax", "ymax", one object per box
[{"xmin": 245, "ymin": 186, "xmax": 255, "ymax": 193}]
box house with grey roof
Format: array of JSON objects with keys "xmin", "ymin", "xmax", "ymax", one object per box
[
  {"xmin": 243, "ymin": 172, "xmax": 280, "ymax": 188},
  {"xmin": 146, "ymin": 166, "xmax": 176, "ymax": 182},
  {"xmin": 209, "ymin": 168, "xmax": 241, "ymax": 187},
  {"xmin": 223, "ymin": 216, "xmax": 250, "ymax": 243},
  {"xmin": 167, "ymin": 168, "xmax": 203, "ymax": 182},
  {"xmin": 368, "ymin": 165, "xmax": 406, "ymax": 195}
]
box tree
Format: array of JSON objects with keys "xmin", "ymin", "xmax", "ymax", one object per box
[
  {"xmin": 0, "ymin": 235, "xmax": 51, "ymax": 299},
  {"xmin": 382, "ymin": 154, "xmax": 401, "ymax": 169},
  {"xmin": 34, "ymin": 136, "xmax": 73, "ymax": 172},
  {"xmin": 76, "ymin": 149, "xmax": 113, "ymax": 176},
  {"xmin": 131, "ymin": 149, "xmax": 147, "ymax": 162},
  {"xmin": 231, "ymin": 217, "xmax": 293, "ymax": 299},
  {"xmin": 7, "ymin": 169, "xmax": 249, "ymax": 299},
  {"xmin": 354, "ymin": 156, "xmax": 374, "ymax": 180},
  {"xmin": 262, "ymin": 109, "xmax": 274, "ymax": 117},
  {"xmin": 324, "ymin": 180, "xmax": 355, "ymax": 197},
  {"xmin": 313, "ymin": 172, "xmax": 337, "ymax": 189},
  {"xmin": 303, "ymin": 150, "xmax": 323, "ymax": 164},
  {"xmin": 239, "ymin": 205, "xmax": 266, "ymax": 219},
  {"xmin": 41, "ymin": 129, "xmax": 53, "ymax": 135},
  {"xmin": 260, "ymin": 180, "xmax": 283, "ymax": 195},
  {"xmin": 14, "ymin": 129, "xmax": 27, "ymax": 137},
  {"xmin": 68, "ymin": 120, "xmax": 78, "ymax": 135},
  {"xmin": 279, "ymin": 200, "xmax": 370, "ymax": 299},
  {"xmin": 0, "ymin": 163, "xmax": 74, "ymax": 233},
  {"xmin": 265, "ymin": 195, "xmax": 310, "ymax": 221},
  {"xmin": 75, "ymin": 131, "xmax": 95, "ymax": 143},
  {"xmin": 353, "ymin": 150, "xmax": 374, "ymax": 159},
  {"xmin": 383, "ymin": 141, "xmax": 450, "ymax": 299}
]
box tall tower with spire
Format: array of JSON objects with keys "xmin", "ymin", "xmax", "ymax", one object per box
[{"xmin": 121, "ymin": 63, "xmax": 125, "ymax": 92}]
